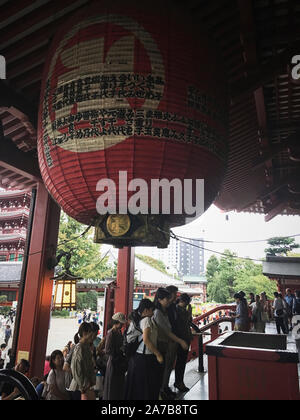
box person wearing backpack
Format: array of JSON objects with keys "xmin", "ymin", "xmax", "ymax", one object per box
[{"xmin": 124, "ymin": 299, "xmax": 163, "ymax": 400}]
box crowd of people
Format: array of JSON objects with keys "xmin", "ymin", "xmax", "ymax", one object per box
[
  {"xmin": 0, "ymin": 308, "xmax": 17, "ymax": 373},
  {"xmin": 1, "ymin": 287, "xmax": 300, "ymax": 401},
  {"xmin": 232, "ymin": 289, "xmax": 300, "ymax": 335},
  {"xmin": 75, "ymin": 309, "xmax": 101, "ymax": 326},
  {"xmin": 0, "ymin": 286, "xmax": 195, "ymax": 401}
]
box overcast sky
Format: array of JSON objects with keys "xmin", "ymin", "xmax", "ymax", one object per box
[
  {"xmin": 104, "ymin": 204, "xmax": 300, "ymax": 269},
  {"xmin": 171, "ymin": 205, "xmax": 300, "ymax": 266},
  {"xmin": 126, "ymin": 205, "xmax": 299, "ymax": 269}
]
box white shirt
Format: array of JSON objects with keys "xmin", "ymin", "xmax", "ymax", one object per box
[
  {"xmin": 136, "ymin": 316, "xmax": 158, "ymax": 355},
  {"xmin": 46, "ymin": 369, "xmax": 67, "ymax": 400},
  {"xmin": 0, "ymin": 347, "xmax": 7, "ymax": 360},
  {"xmin": 273, "ymin": 298, "xmax": 286, "ymax": 317}
]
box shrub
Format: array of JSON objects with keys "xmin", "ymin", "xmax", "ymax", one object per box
[
  {"xmin": 51, "ymin": 309, "xmax": 70, "ymax": 318},
  {"xmin": 0, "ymin": 306, "xmax": 11, "ymax": 316}
]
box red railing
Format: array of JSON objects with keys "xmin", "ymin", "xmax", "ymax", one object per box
[
  {"xmin": 192, "ymin": 304, "xmax": 236, "ymax": 326},
  {"xmin": 188, "ymin": 304, "xmax": 236, "ymax": 364}
]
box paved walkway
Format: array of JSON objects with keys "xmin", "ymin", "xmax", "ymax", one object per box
[
  {"xmin": 46, "ymin": 317, "xmax": 80, "ymax": 355},
  {"xmin": 0, "ymin": 316, "xmax": 80, "ymax": 355}
]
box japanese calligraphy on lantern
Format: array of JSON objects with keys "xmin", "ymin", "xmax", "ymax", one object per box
[
  {"xmin": 38, "ymin": 2, "xmax": 228, "ymax": 227},
  {"xmin": 40, "ymin": 13, "xmax": 227, "ymax": 162},
  {"xmin": 46, "ymin": 107, "xmax": 225, "ymax": 160}
]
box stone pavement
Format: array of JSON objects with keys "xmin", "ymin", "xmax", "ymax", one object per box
[{"xmin": 0, "ymin": 316, "xmax": 79, "ymax": 356}]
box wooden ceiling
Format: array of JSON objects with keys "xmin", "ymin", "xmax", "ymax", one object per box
[{"xmin": 0, "ymin": 0, "xmax": 300, "ymax": 220}]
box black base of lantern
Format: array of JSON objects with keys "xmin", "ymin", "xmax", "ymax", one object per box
[{"xmin": 94, "ymin": 214, "xmax": 170, "ymax": 248}]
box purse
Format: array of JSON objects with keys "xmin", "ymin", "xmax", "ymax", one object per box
[{"xmin": 276, "ymin": 309, "xmax": 284, "ymax": 317}]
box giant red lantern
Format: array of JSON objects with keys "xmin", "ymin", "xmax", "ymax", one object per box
[{"xmin": 38, "ymin": 0, "xmax": 228, "ymax": 247}]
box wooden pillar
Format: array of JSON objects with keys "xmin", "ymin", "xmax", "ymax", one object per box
[
  {"xmin": 15, "ymin": 182, "xmax": 60, "ymax": 377},
  {"xmin": 114, "ymin": 247, "xmax": 135, "ymax": 317}
]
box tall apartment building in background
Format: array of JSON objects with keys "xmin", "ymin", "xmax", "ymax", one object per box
[
  {"xmin": 179, "ymin": 239, "xmax": 205, "ymax": 276},
  {"xmin": 150, "ymin": 237, "xmax": 204, "ymax": 277},
  {"xmin": 150, "ymin": 237, "xmax": 180, "ymax": 274}
]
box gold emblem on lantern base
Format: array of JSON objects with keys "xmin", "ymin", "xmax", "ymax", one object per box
[
  {"xmin": 94, "ymin": 214, "xmax": 171, "ymax": 248},
  {"xmin": 106, "ymin": 214, "xmax": 131, "ymax": 237}
]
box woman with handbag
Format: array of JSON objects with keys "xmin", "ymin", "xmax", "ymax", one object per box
[
  {"xmin": 273, "ymin": 292, "xmax": 288, "ymax": 334},
  {"xmin": 103, "ymin": 312, "xmax": 127, "ymax": 400}
]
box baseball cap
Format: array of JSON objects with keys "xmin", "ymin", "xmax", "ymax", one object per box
[{"xmin": 112, "ymin": 312, "xmax": 126, "ymax": 324}]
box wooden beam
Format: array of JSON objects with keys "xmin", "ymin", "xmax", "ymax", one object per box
[
  {"xmin": 237, "ymin": 0, "xmax": 273, "ymax": 186},
  {"xmin": 268, "ymin": 119, "xmax": 300, "ymax": 134},
  {"xmin": 230, "ymin": 41, "xmax": 300, "ymax": 102},
  {"xmin": 265, "ymin": 201, "xmax": 287, "ymax": 222},
  {"xmin": 0, "ymin": 0, "xmax": 87, "ymax": 50},
  {"xmin": 252, "ymin": 131, "xmax": 300, "ymax": 170},
  {"xmin": 0, "ymin": 80, "xmax": 37, "ymax": 127},
  {"xmin": 259, "ymin": 169, "xmax": 300, "ymax": 200},
  {"xmin": 0, "ymin": 135, "xmax": 41, "ymax": 181}
]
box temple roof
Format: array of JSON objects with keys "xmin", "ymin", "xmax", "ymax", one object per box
[
  {"xmin": 0, "ymin": 209, "xmax": 29, "ymax": 218},
  {"xmin": 0, "ymin": 261, "xmax": 22, "ymax": 282},
  {"xmin": 0, "ymin": 233, "xmax": 26, "ymax": 242},
  {"xmin": 263, "ymin": 256, "xmax": 300, "ymax": 278},
  {"xmin": 0, "ymin": 188, "xmax": 30, "ymax": 198}
]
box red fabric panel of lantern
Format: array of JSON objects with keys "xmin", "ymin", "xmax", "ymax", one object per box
[{"xmin": 38, "ymin": 0, "xmax": 228, "ymax": 226}]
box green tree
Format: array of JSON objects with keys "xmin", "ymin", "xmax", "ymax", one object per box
[
  {"xmin": 207, "ymin": 272, "xmax": 231, "ymax": 304},
  {"xmin": 0, "ymin": 295, "xmax": 7, "ymax": 304},
  {"xmin": 234, "ymin": 273, "xmax": 277, "ymax": 300},
  {"xmin": 206, "ymin": 250, "xmax": 238, "ymax": 303},
  {"xmin": 76, "ymin": 290, "xmax": 98, "ymax": 311},
  {"xmin": 265, "ymin": 237, "xmax": 300, "ymax": 256},
  {"xmin": 57, "ymin": 213, "xmax": 113, "ymax": 281},
  {"xmin": 206, "ymin": 255, "xmax": 219, "ymax": 284},
  {"xmin": 217, "ymin": 250, "xmax": 239, "ymax": 300},
  {"xmin": 206, "ymin": 251, "xmax": 278, "ymax": 303}
]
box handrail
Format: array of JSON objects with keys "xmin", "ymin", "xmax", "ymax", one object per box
[
  {"xmin": 193, "ymin": 304, "xmax": 236, "ymax": 325},
  {"xmin": 196, "ymin": 317, "xmax": 235, "ymax": 334},
  {"xmin": 190, "ymin": 316, "xmax": 236, "ymax": 372}
]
